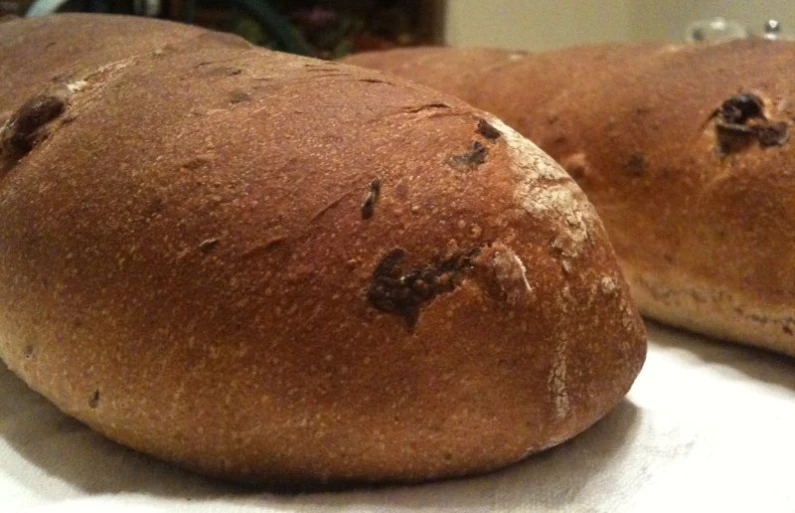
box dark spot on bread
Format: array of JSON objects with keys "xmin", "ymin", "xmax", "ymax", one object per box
[
  {"xmin": 757, "ymin": 121, "xmax": 789, "ymax": 147},
  {"xmin": 367, "ymin": 247, "xmax": 478, "ymax": 327},
  {"xmin": 361, "ymin": 179, "xmax": 381, "ymax": 220},
  {"xmin": 404, "ymin": 103, "xmax": 450, "ymax": 114},
  {"xmin": 711, "ymin": 92, "xmax": 790, "ymax": 154},
  {"xmin": 623, "ymin": 154, "xmax": 646, "ymax": 176},
  {"xmin": 23, "ymin": 345, "xmax": 34, "ymax": 358},
  {"xmin": 199, "ymin": 238, "xmax": 220, "ymax": 253},
  {"xmin": 1, "ymin": 95, "xmax": 65, "ymax": 158},
  {"xmin": 477, "ymin": 118, "xmax": 501, "ymax": 140},
  {"xmin": 448, "ymin": 141, "xmax": 488, "ymax": 169},
  {"xmin": 229, "ymin": 90, "xmax": 251, "ymax": 104},
  {"xmin": 715, "ymin": 124, "xmax": 755, "ymax": 155},
  {"xmin": 715, "ymin": 119, "xmax": 790, "ymax": 154},
  {"xmin": 359, "ymin": 78, "xmax": 393, "ymax": 85},
  {"xmin": 89, "ymin": 390, "xmax": 100, "ymax": 408},
  {"xmin": 718, "ymin": 93, "xmax": 765, "ymax": 125}
]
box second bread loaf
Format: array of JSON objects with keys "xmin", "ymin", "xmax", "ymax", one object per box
[{"xmin": 346, "ymin": 41, "xmax": 795, "ymax": 356}]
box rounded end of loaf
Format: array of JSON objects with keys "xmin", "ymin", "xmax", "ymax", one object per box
[{"xmin": 543, "ymin": 39, "xmax": 795, "ymax": 356}]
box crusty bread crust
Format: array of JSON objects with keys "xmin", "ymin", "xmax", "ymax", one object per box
[
  {"xmin": 346, "ymin": 41, "xmax": 795, "ymax": 356},
  {"xmin": 0, "ymin": 15, "xmax": 645, "ymax": 485},
  {"xmin": 627, "ymin": 267, "xmax": 795, "ymax": 356}
]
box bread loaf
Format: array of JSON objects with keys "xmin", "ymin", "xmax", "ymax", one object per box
[
  {"xmin": 346, "ymin": 41, "xmax": 795, "ymax": 357},
  {"xmin": 0, "ymin": 14, "xmax": 645, "ymax": 486},
  {"xmin": 343, "ymin": 43, "xmax": 663, "ymax": 140}
]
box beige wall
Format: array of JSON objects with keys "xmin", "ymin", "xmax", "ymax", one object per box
[
  {"xmin": 444, "ymin": 0, "xmax": 795, "ymax": 50},
  {"xmin": 444, "ymin": 0, "xmax": 633, "ymax": 50}
]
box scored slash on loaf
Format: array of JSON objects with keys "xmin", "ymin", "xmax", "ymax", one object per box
[
  {"xmin": 0, "ymin": 14, "xmax": 645, "ymax": 486},
  {"xmin": 345, "ymin": 41, "xmax": 795, "ymax": 357}
]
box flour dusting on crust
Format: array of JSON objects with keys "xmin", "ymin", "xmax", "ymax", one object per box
[
  {"xmin": 548, "ymin": 336, "xmax": 570, "ymax": 420},
  {"xmin": 487, "ymin": 116, "xmax": 598, "ymax": 257},
  {"xmin": 66, "ymin": 80, "xmax": 89, "ymax": 93},
  {"xmin": 487, "ymin": 117, "xmax": 568, "ymax": 181},
  {"xmin": 527, "ymin": 185, "xmax": 592, "ymax": 249}
]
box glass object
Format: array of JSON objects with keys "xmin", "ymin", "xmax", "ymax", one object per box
[
  {"xmin": 685, "ymin": 17, "xmax": 747, "ymax": 42},
  {"xmin": 758, "ymin": 19, "xmax": 794, "ymax": 41}
]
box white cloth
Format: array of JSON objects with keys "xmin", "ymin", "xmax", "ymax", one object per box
[{"xmin": 3, "ymin": 322, "xmax": 794, "ymax": 513}]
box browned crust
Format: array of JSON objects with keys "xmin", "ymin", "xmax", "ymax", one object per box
[
  {"xmin": 346, "ymin": 41, "xmax": 795, "ymax": 356},
  {"xmin": 0, "ymin": 15, "xmax": 645, "ymax": 485}
]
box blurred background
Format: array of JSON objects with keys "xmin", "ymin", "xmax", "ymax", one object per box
[
  {"xmin": 445, "ymin": 0, "xmax": 795, "ymax": 49},
  {"xmin": 1, "ymin": 0, "xmax": 793, "ymax": 56}
]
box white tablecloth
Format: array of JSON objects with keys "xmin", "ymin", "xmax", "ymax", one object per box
[{"xmin": 3, "ymin": 322, "xmax": 794, "ymax": 513}]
